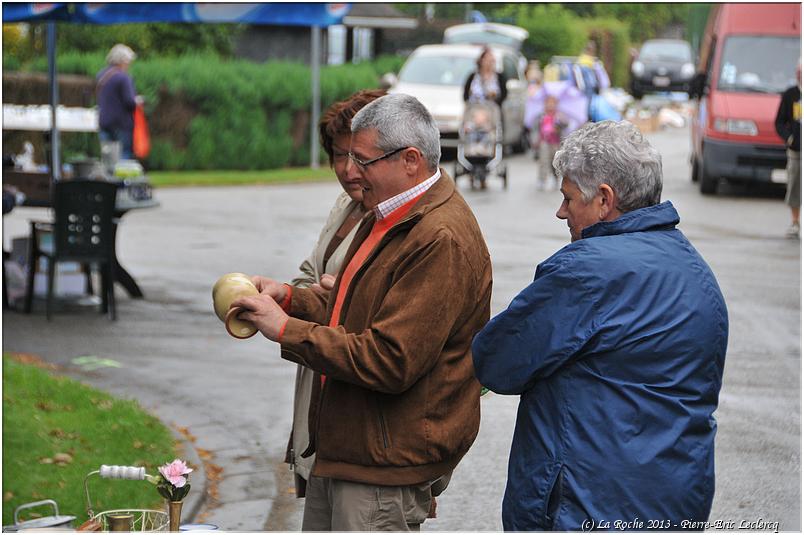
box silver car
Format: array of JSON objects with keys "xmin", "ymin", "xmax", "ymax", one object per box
[{"xmin": 387, "ymin": 43, "xmax": 529, "ymax": 152}]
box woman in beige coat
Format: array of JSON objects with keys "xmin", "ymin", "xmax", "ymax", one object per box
[{"xmin": 285, "ymin": 89, "xmax": 385, "ymax": 497}]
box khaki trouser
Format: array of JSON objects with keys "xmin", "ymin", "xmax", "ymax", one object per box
[
  {"xmin": 301, "ymin": 476, "xmax": 435, "ymax": 531},
  {"xmin": 785, "ymin": 149, "xmax": 801, "ymax": 208}
]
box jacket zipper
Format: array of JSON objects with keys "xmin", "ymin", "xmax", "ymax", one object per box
[
  {"xmin": 378, "ymin": 405, "xmax": 390, "ymax": 448},
  {"xmin": 314, "ymin": 215, "xmax": 423, "ymax": 450}
]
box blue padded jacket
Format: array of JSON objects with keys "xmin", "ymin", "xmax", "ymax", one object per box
[{"xmin": 473, "ymin": 201, "xmax": 728, "ymax": 531}]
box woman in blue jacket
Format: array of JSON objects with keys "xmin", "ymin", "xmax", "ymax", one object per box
[{"xmin": 473, "ymin": 120, "xmax": 728, "ymax": 531}]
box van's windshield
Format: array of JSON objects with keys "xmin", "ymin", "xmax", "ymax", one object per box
[
  {"xmin": 398, "ymin": 55, "xmax": 478, "ymax": 86},
  {"xmin": 717, "ymin": 35, "xmax": 801, "ymax": 94}
]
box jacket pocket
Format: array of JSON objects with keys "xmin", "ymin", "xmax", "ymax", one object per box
[{"xmin": 543, "ymin": 462, "xmax": 565, "ymax": 528}]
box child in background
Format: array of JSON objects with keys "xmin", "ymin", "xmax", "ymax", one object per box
[{"xmin": 538, "ymin": 96, "xmax": 566, "ymax": 190}]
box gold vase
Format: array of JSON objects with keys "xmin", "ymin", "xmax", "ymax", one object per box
[{"xmin": 168, "ymin": 500, "xmax": 183, "ymax": 532}]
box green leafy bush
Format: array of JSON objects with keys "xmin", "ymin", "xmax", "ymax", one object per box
[
  {"xmin": 11, "ymin": 53, "xmax": 404, "ymax": 170},
  {"xmin": 498, "ymin": 4, "xmax": 587, "ymax": 66}
]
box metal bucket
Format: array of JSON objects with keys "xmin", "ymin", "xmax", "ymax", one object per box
[{"xmin": 3, "ymin": 500, "xmax": 76, "ymax": 532}]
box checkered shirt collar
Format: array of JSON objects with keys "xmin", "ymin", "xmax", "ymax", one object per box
[{"xmin": 374, "ymin": 168, "xmax": 441, "ymax": 220}]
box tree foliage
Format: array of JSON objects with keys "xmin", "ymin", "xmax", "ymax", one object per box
[
  {"xmin": 495, "ymin": 4, "xmax": 587, "ymax": 65},
  {"xmin": 569, "ymin": 3, "xmax": 689, "ymax": 43},
  {"xmin": 8, "ymin": 22, "xmax": 241, "ymax": 65}
]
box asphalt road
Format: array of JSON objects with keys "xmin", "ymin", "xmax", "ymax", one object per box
[{"xmin": 3, "ymin": 123, "xmax": 800, "ymax": 531}]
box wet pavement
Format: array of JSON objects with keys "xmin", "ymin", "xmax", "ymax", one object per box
[{"xmin": 3, "ymin": 123, "xmax": 800, "ymax": 531}]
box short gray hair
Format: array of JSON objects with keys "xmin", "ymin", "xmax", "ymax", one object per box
[
  {"xmin": 351, "ymin": 93, "xmax": 441, "ymax": 171},
  {"xmin": 106, "ymin": 44, "xmax": 136, "ymax": 66},
  {"xmin": 553, "ymin": 120, "xmax": 662, "ymax": 212}
]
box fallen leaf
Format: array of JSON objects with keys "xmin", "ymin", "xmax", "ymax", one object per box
[
  {"xmin": 176, "ymin": 426, "xmax": 197, "ymax": 442},
  {"xmin": 133, "ymin": 440, "xmax": 144, "ymax": 449},
  {"xmin": 36, "ymin": 401, "xmax": 54, "ymax": 412},
  {"xmin": 3, "ymin": 491, "xmax": 13, "ymax": 501},
  {"xmin": 53, "ymin": 452, "xmax": 73, "ymax": 465},
  {"xmin": 39, "ymin": 457, "xmax": 54, "ymax": 464},
  {"xmin": 49, "ymin": 428, "xmax": 67, "ymax": 439},
  {"xmin": 196, "ymin": 448, "xmax": 214, "ymax": 461}
]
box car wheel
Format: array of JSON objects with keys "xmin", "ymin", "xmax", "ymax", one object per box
[{"xmin": 697, "ymin": 155, "xmax": 718, "ymax": 195}]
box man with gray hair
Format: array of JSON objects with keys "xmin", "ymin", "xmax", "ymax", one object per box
[
  {"xmin": 233, "ymin": 93, "xmax": 492, "ymax": 530},
  {"xmin": 473, "ymin": 120, "xmax": 728, "ymax": 530}
]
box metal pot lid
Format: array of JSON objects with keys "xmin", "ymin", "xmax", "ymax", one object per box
[{"xmin": 13, "ymin": 515, "xmax": 76, "ymax": 529}]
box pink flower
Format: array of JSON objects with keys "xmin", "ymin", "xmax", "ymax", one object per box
[{"xmin": 158, "ymin": 459, "xmax": 193, "ymax": 488}]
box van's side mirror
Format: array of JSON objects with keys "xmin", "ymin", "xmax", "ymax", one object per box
[{"xmin": 688, "ymin": 73, "xmax": 708, "ymax": 99}]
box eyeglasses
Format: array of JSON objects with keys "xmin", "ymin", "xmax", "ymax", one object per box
[{"xmin": 348, "ymin": 147, "xmax": 407, "ymax": 170}]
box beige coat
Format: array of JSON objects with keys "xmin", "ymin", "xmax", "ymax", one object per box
[{"xmin": 286, "ymin": 191, "xmax": 362, "ymax": 496}]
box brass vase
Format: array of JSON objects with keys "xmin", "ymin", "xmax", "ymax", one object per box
[{"xmin": 168, "ymin": 500, "xmax": 183, "ymax": 532}]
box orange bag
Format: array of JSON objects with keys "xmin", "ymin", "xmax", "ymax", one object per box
[{"xmin": 133, "ymin": 103, "xmax": 150, "ymax": 159}]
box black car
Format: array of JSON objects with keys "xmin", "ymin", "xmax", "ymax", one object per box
[{"xmin": 630, "ymin": 39, "xmax": 695, "ymax": 99}]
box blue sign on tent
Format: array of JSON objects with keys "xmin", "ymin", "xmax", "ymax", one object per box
[{"xmin": 3, "ymin": 3, "xmax": 351, "ymax": 26}]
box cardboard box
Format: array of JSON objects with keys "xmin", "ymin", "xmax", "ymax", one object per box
[{"xmin": 627, "ymin": 114, "xmax": 660, "ymax": 134}]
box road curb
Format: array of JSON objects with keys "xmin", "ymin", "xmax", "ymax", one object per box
[{"xmin": 170, "ymin": 425, "xmax": 207, "ymax": 525}]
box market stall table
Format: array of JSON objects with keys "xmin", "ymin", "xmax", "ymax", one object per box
[{"xmin": 3, "ymin": 169, "xmax": 158, "ymax": 299}]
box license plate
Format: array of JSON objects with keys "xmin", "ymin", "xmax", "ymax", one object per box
[
  {"xmin": 652, "ymin": 76, "xmax": 670, "ymax": 87},
  {"xmin": 771, "ymin": 168, "xmax": 788, "ymax": 183}
]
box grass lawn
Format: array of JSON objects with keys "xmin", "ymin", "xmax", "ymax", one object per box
[
  {"xmin": 148, "ymin": 167, "xmax": 337, "ymax": 188},
  {"xmin": 2, "ymin": 354, "xmax": 179, "ymax": 527}
]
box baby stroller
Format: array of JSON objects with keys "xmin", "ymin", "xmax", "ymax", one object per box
[{"xmin": 454, "ymin": 101, "xmax": 507, "ymax": 190}]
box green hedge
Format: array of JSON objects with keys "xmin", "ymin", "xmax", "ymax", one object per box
[
  {"xmin": 498, "ymin": 4, "xmax": 587, "ymax": 66},
  {"xmin": 20, "ymin": 52, "xmax": 406, "ymax": 170}
]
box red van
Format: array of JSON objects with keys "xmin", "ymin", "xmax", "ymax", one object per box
[{"xmin": 689, "ymin": 3, "xmax": 801, "ymax": 194}]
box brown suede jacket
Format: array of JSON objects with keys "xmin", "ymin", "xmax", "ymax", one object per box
[{"xmin": 279, "ymin": 171, "xmax": 492, "ymax": 487}]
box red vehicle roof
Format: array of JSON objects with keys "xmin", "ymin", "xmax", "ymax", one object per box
[{"xmin": 716, "ymin": 3, "xmax": 801, "ymax": 35}]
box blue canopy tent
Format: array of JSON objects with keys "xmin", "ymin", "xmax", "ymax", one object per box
[{"xmin": 3, "ymin": 2, "xmax": 352, "ymax": 175}]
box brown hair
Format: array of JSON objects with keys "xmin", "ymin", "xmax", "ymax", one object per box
[
  {"xmin": 476, "ymin": 46, "xmax": 494, "ymax": 70},
  {"xmin": 319, "ymin": 88, "xmax": 387, "ymax": 166}
]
